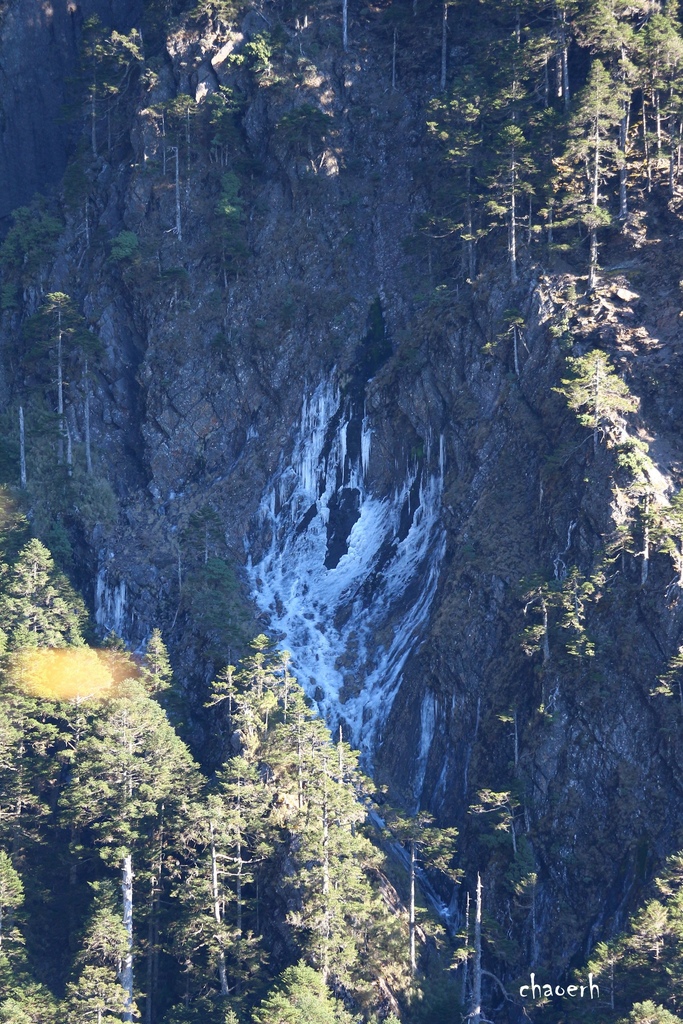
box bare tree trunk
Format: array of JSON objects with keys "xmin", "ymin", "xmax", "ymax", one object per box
[
  {"xmin": 84, "ymin": 359, "xmax": 93, "ymax": 475},
  {"xmin": 57, "ymin": 307, "xmax": 64, "ymax": 464},
  {"xmin": 655, "ymin": 90, "xmax": 662, "ymax": 156},
  {"xmin": 321, "ymin": 767, "xmax": 330, "ymax": 981},
  {"xmin": 619, "ymin": 88, "xmax": 630, "ymax": 220},
  {"xmin": 173, "ymin": 146, "xmax": 182, "ymax": 241},
  {"xmin": 589, "ymin": 227, "xmax": 598, "ymax": 290},
  {"xmin": 643, "ymin": 95, "xmax": 652, "ymax": 192},
  {"xmin": 513, "ymin": 711, "xmax": 519, "ymax": 769},
  {"xmin": 642, "ymin": 493, "xmax": 650, "ymax": 586},
  {"xmin": 510, "ymin": 150, "xmax": 518, "ymax": 285},
  {"xmin": 409, "ymin": 840, "xmax": 416, "ymax": 976},
  {"xmin": 593, "ymin": 359, "xmax": 600, "ymax": 451},
  {"xmin": 589, "ymin": 118, "xmax": 600, "ymax": 290},
  {"xmin": 466, "ymin": 167, "xmax": 475, "ymax": 280},
  {"xmin": 66, "ymin": 420, "xmax": 73, "ymax": 476},
  {"xmin": 440, "ymin": 2, "xmax": 448, "ymax": 93},
  {"xmin": 297, "ymin": 715, "xmax": 304, "ymax": 810},
  {"xmin": 19, "ymin": 406, "xmax": 26, "ymax": 488},
  {"xmin": 512, "ymin": 324, "xmax": 519, "ymax": 376},
  {"xmin": 342, "ymin": 0, "xmax": 348, "ymax": 50},
  {"xmin": 210, "ymin": 822, "xmax": 229, "ymax": 997},
  {"xmin": 471, "ymin": 874, "xmax": 482, "ymax": 1024},
  {"xmin": 461, "ymin": 891, "xmax": 470, "ymax": 1005},
  {"xmin": 121, "ymin": 854, "xmax": 134, "ymax": 1023},
  {"xmin": 392, "ymin": 28, "xmax": 397, "ymax": 89},
  {"xmin": 560, "ymin": 8, "xmax": 570, "ymax": 112},
  {"xmin": 542, "ymin": 598, "xmax": 550, "ymax": 663},
  {"xmin": 91, "ymin": 87, "xmax": 97, "ymax": 157}
]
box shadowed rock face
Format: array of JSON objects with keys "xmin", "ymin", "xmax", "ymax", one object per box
[
  {"xmin": 0, "ymin": 0, "xmax": 141, "ymax": 221},
  {"xmin": 3, "ymin": 0, "xmax": 683, "ymax": 986}
]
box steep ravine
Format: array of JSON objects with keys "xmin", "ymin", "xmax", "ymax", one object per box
[{"xmin": 3, "ymin": 0, "xmax": 683, "ymax": 1007}]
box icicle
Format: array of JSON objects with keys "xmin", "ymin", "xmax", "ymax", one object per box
[
  {"xmin": 246, "ymin": 379, "xmax": 446, "ymax": 762},
  {"xmin": 361, "ymin": 417, "xmax": 371, "ymax": 479},
  {"xmin": 95, "ymin": 568, "xmax": 128, "ymax": 637}
]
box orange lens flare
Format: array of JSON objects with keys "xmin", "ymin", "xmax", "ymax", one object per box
[{"xmin": 13, "ymin": 648, "xmax": 114, "ymax": 701}]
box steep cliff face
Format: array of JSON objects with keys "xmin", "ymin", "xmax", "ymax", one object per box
[
  {"xmin": 0, "ymin": 0, "xmax": 142, "ymax": 220},
  {"xmin": 2, "ymin": 0, "xmax": 683, "ymax": 998}
]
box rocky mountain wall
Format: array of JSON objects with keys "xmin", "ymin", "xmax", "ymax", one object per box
[
  {"xmin": 0, "ymin": 0, "xmax": 142, "ymax": 221},
  {"xmin": 2, "ymin": 0, "xmax": 683, "ymax": 999}
]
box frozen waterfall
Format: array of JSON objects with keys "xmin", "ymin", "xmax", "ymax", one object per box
[
  {"xmin": 247, "ymin": 377, "xmax": 446, "ymax": 761},
  {"xmin": 94, "ymin": 566, "xmax": 128, "ymax": 637}
]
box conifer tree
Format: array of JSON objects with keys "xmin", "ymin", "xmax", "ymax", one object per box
[
  {"xmin": 638, "ymin": 8, "xmax": 683, "ymax": 194},
  {"xmin": 22, "ymin": 292, "xmax": 98, "ymax": 472},
  {"xmin": 0, "ymin": 539, "xmax": 86, "ymax": 650},
  {"xmin": 0, "ymin": 851, "xmax": 24, "ymax": 955},
  {"xmin": 66, "ymin": 966, "xmax": 128, "ymax": 1024},
  {"xmin": 558, "ymin": 59, "xmax": 627, "ymax": 287},
  {"xmin": 654, "ymin": 491, "xmax": 683, "ymax": 589},
  {"xmin": 553, "ymin": 349, "xmax": 639, "ymax": 452},
  {"xmin": 252, "ymin": 962, "xmax": 356, "ymax": 1024},
  {"xmin": 385, "ymin": 808, "xmax": 459, "ymax": 976},
  {"xmin": 140, "ymin": 629, "xmax": 173, "ymax": 696},
  {"xmin": 61, "ymin": 680, "xmax": 200, "ymax": 1020}
]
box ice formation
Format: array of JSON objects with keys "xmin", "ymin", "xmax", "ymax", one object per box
[
  {"xmin": 95, "ymin": 567, "xmax": 128, "ymax": 637},
  {"xmin": 247, "ymin": 377, "xmax": 446, "ymax": 761}
]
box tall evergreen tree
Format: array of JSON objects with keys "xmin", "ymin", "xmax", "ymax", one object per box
[
  {"xmin": 553, "ymin": 348, "xmax": 639, "ymax": 452},
  {"xmin": 558, "ymin": 59, "xmax": 627, "ymax": 287}
]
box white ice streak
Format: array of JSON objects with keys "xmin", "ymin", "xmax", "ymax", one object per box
[
  {"xmin": 95, "ymin": 567, "xmax": 127, "ymax": 636},
  {"xmin": 413, "ymin": 691, "xmax": 437, "ymax": 805},
  {"xmin": 247, "ymin": 378, "xmax": 446, "ymax": 761}
]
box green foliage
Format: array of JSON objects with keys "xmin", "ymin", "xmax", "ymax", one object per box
[
  {"xmin": 185, "ymin": 556, "xmax": 249, "ymax": 651},
  {"xmin": 0, "ymin": 205, "xmax": 63, "ymax": 287},
  {"xmin": 65, "ymin": 966, "xmax": 127, "ymax": 1023},
  {"xmin": 578, "ymin": 853, "xmax": 683, "ymax": 1021},
  {"xmin": 109, "ymin": 230, "xmax": 139, "ymax": 262},
  {"xmin": 74, "ymin": 473, "xmax": 118, "ymax": 533},
  {"xmin": 207, "ymin": 86, "xmax": 243, "ymax": 162},
  {"xmin": 245, "ymin": 33, "xmax": 277, "ymax": 83},
  {"xmin": 210, "ymin": 172, "xmax": 248, "ymax": 277},
  {"xmin": 252, "ymin": 962, "xmax": 355, "ymax": 1024},
  {"xmin": 553, "ymin": 348, "xmax": 638, "ymax": 449},
  {"xmin": 1, "ymin": 285, "xmax": 19, "ymax": 312},
  {"xmin": 275, "ymin": 104, "xmax": 332, "ymax": 159},
  {"xmin": 0, "ymin": 538, "xmax": 87, "ymax": 650},
  {"xmin": 188, "ymin": 0, "xmax": 239, "ymax": 21},
  {"xmin": 653, "ymin": 490, "xmax": 683, "ymax": 587},
  {"xmin": 80, "ymin": 18, "xmax": 144, "ymax": 157}
]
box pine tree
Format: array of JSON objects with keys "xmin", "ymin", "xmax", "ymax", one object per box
[
  {"xmin": 252, "ymin": 962, "xmax": 356, "ymax": 1024},
  {"xmin": 0, "ymin": 851, "xmax": 24, "ymax": 955},
  {"xmin": 140, "ymin": 629, "xmax": 173, "ymax": 696},
  {"xmin": 66, "ymin": 966, "xmax": 129, "ymax": 1024},
  {"xmin": 579, "ymin": 0, "xmax": 643, "ymax": 218},
  {"xmin": 553, "ymin": 348, "xmax": 639, "ymax": 452},
  {"xmin": 61, "ymin": 680, "xmax": 200, "ymax": 1020},
  {"xmin": 384, "ymin": 807, "xmax": 459, "ymax": 976},
  {"xmin": 654, "ymin": 491, "xmax": 683, "ymax": 589},
  {"xmin": 558, "ymin": 59, "xmax": 627, "ymax": 287},
  {"xmin": 0, "ymin": 539, "xmax": 87, "ymax": 650},
  {"xmin": 638, "ymin": 8, "xmax": 683, "ymax": 194},
  {"xmin": 21, "ymin": 294, "xmax": 88, "ymax": 469}
]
